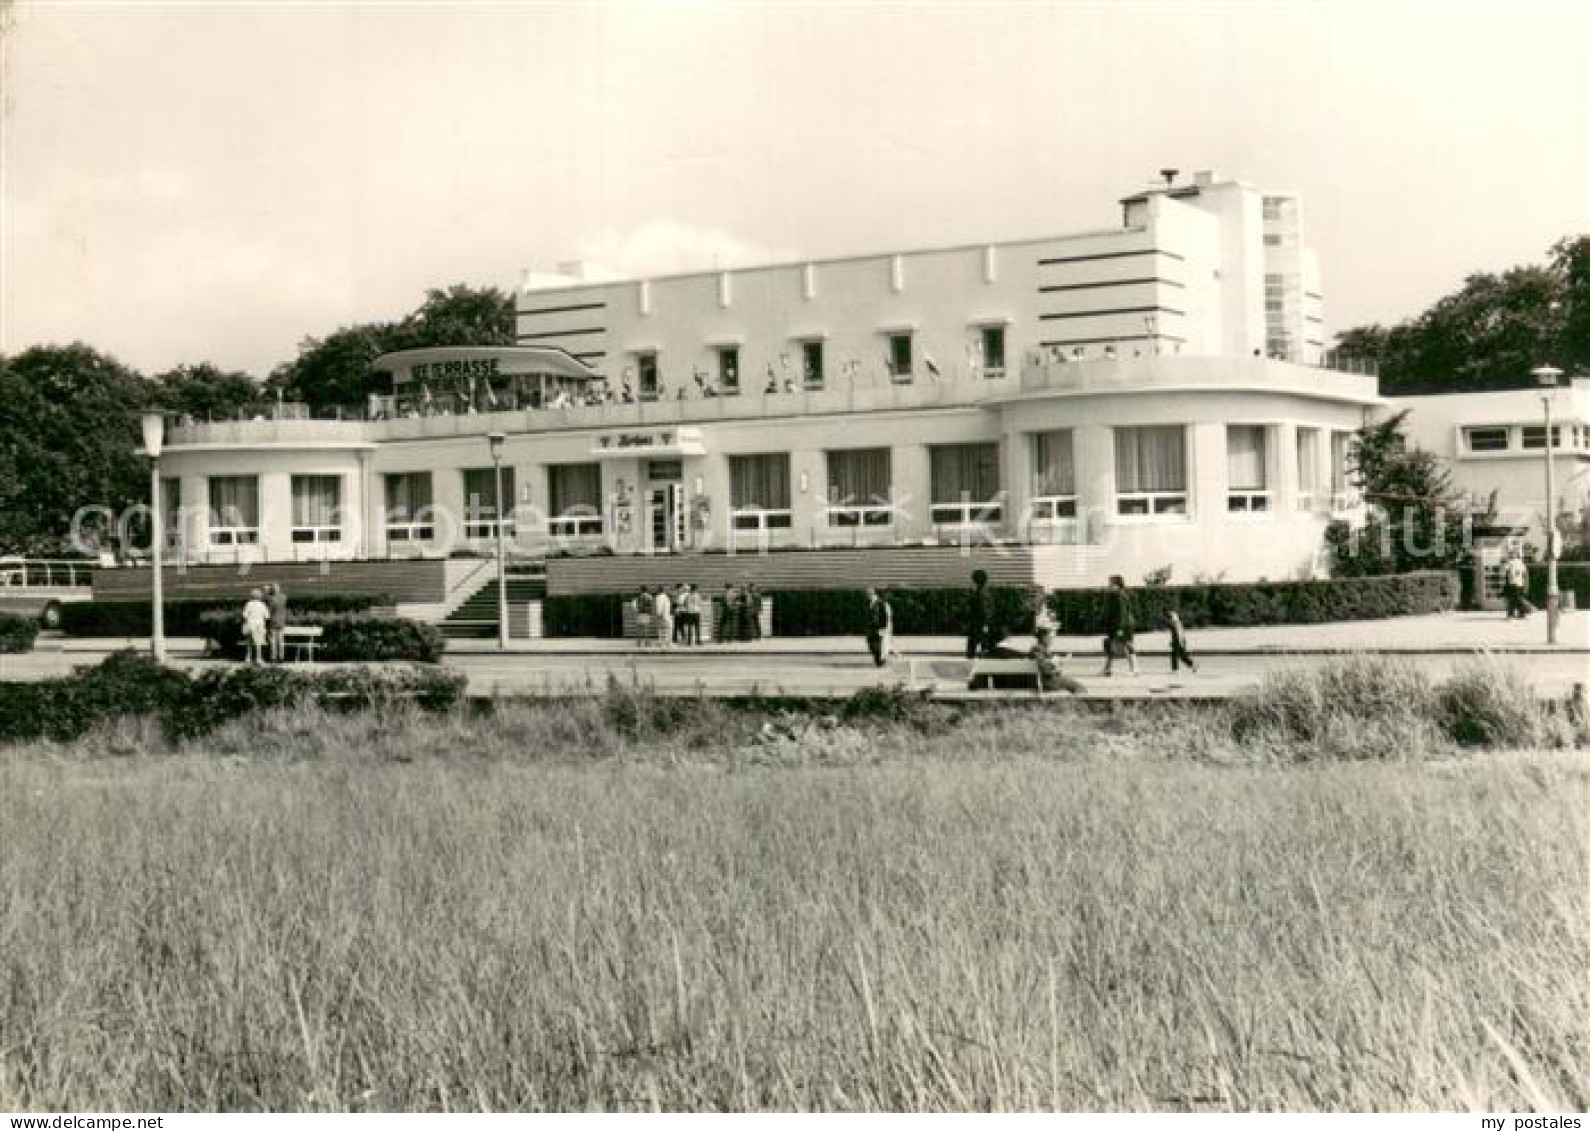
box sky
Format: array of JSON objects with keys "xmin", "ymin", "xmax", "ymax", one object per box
[{"xmin": 2, "ymin": 0, "xmax": 1587, "ymax": 378}]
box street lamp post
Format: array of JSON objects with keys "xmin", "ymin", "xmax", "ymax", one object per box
[
  {"xmin": 488, "ymin": 431, "xmax": 510, "ymax": 650},
  {"xmin": 141, "ymin": 411, "xmax": 167, "ymax": 663},
  {"xmin": 1531, "ymin": 365, "xmax": 1562, "ymax": 644}
]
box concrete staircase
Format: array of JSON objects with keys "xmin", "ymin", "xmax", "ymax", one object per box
[{"xmin": 440, "ymin": 571, "xmax": 547, "ymax": 639}]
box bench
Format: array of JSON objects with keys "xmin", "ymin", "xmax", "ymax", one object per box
[{"xmin": 281, "ymin": 625, "xmax": 324, "ymax": 663}]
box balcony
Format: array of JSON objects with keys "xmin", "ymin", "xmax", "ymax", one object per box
[
  {"xmin": 165, "ymin": 415, "xmax": 372, "ymax": 450},
  {"xmin": 1012, "ymin": 354, "xmax": 1382, "ymax": 404}
]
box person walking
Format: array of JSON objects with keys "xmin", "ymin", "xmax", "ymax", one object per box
[
  {"xmin": 671, "ymin": 583, "xmax": 691, "ymax": 645},
  {"xmin": 1167, "ymin": 609, "xmax": 1197, "ymax": 673},
  {"xmin": 265, "ymin": 582, "xmax": 288, "ymax": 663},
  {"xmin": 242, "ymin": 587, "xmax": 270, "ymax": 665},
  {"xmin": 653, "ymin": 584, "xmax": 674, "ymax": 649},
  {"xmin": 632, "ymin": 586, "xmax": 655, "ymax": 647},
  {"xmin": 1031, "ymin": 586, "xmax": 1057, "ymax": 654},
  {"xmin": 864, "ymin": 587, "xmax": 894, "ymax": 668},
  {"xmin": 745, "ymin": 582, "xmax": 764, "ymax": 641},
  {"xmin": 683, "ymin": 585, "xmax": 702, "ymax": 645},
  {"xmin": 720, "ymin": 583, "xmax": 742, "ymax": 643},
  {"xmin": 965, "ymin": 569, "xmax": 990, "ymax": 659},
  {"xmin": 1101, "ymin": 574, "xmax": 1138, "ymax": 677},
  {"xmin": 1503, "ymin": 552, "xmax": 1532, "ymax": 619}
]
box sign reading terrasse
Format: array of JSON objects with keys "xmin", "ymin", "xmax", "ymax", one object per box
[{"xmin": 410, "ymin": 357, "xmax": 501, "ymax": 382}]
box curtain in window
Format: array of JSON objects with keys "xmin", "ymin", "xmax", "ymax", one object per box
[
  {"xmin": 384, "ymin": 473, "xmax": 433, "ymax": 519},
  {"xmin": 1227, "ymin": 426, "xmax": 1268, "ymax": 490},
  {"xmin": 1330, "ymin": 433, "xmax": 1349, "ymax": 492},
  {"xmin": 292, "ymin": 476, "xmax": 342, "ymax": 528},
  {"xmin": 827, "ymin": 448, "xmax": 891, "ymax": 504},
  {"xmin": 1031, "ymin": 430, "xmax": 1075, "ymax": 496},
  {"xmin": 208, "ymin": 476, "xmax": 259, "ymax": 526},
  {"xmin": 1296, "ymin": 430, "xmax": 1319, "ymax": 492},
  {"xmin": 549, "ymin": 463, "xmax": 602, "ymax": 514},
  {"xmin": 463, "ymin": 468, "xmax": 514, "ymax": 516},
  {"xmin": 1115, "ymin": 427, "xmax": 1185, "ymax": 493},
  {"xmin": 730, "ymin": 454, "xmax": 791, "ymax": 509},
  {"xmin": 930, "ymin": 443, "xmax": 1000, "ymax": 503},
  {"xmin": 161, "ymin": 479, "xmax": 182, "ymax": 541}
]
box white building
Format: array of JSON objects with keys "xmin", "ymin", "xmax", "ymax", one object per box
[
  {"xmin": 1397, "ymin": 378, "xmax": 1590, "ymax": 550},
  {"xmin": 150, "ymin": 172, "xmax": 1379, "ymax": 604}
]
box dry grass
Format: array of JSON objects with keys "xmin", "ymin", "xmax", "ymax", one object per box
[{"xmin": 1, "ymin": 695, "xmax": 1587, "ymax": 1111}]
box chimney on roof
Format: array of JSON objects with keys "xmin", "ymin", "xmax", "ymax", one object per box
[{"xmin": 1158, "ymin": 168, "xmax": 1179, "ymax": 189}]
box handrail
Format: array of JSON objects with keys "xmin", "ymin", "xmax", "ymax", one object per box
[{"xmin": 0, "ymin": 558, "xmax": 98, "ymax": 588}]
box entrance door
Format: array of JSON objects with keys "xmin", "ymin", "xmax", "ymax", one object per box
[{"xmin": 648, "ymin": 486, "xmax": 676, "ymax": 553}]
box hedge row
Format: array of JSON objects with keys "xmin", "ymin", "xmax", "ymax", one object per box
[
  {"xmin": 0, "ymin": 652, "xmax": 466, "ymax": 747},
  {"xmin": 197, "ymin": 611, "xmax": 445, "ymax": 663},
  {"xmin": 59, "ymin": 595, "xmax": 389, "ymax": 638},
  {"xmin": 1529, "ymin": 563, "xmax": 1590, "ymax": 610},
  {"xmin": 544, "ymin": 571, "xmax": 1461, "ymax": 638},
  {"xmin": 0, "ymin": 614, "xmax": 40, "ymax": 654}
]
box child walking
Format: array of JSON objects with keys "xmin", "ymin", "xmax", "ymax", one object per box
[{"xmin": 1167, "ymin": 610, "xmax": 1197, "ymax": 673}]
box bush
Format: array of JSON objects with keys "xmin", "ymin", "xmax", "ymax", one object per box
[
  {"xmin": 550, "ymin": 572, "xmax": 1460, "ymax": 638},
  {"xmin": 0, "ymin": 652, "xmax": 466, "ymax": 748},
  {"xmin": 0, "ymin": 613, "xmax": 40, "ymax": 653},
  {"xmin": 543, "ymin": 594, "xmax": 627, "ymax": 638},
  {"xmin": 1229, "ymin": 657, "xmax": 1441, "ymax": 760},
  {"xmin": 60, "ymin": 595, "xmax": 387, "ymax": 638},
  {"xmin": 165, "ymin": 663, "xmax": 465, "ymax": 741},
  {"xmin": 1433, "ymin": 660, "xmax": 1553, "ymax": 748},
  {"xmin": 196, "ymin": 611, "xmax": 444, "ymax": 663},
  {"xmin": 1529, "ymin": 563, "xmax": 1590, "ymax": 611}
]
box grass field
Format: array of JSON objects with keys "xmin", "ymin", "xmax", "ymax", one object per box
[{"xmin": 2, "ymin": 684, "xmax": 1587, "ymax": 1111}]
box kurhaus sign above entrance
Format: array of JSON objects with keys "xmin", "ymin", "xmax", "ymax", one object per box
[{"xmin": 591, "ymin": 426, "xmax": 706, "ymax": 458}]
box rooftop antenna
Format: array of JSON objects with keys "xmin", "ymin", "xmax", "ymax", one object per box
[{"xmin": 1159, "ymin": 168, "xmax": 1179, "ymax": 189}]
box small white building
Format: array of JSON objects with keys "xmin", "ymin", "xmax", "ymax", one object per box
[{"xmin": 1396, "ymin": 378, "xmax": 1590, "ymax": 551}]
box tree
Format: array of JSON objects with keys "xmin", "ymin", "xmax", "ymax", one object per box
[
  {"xmin": 1326, "ymin": 410, "xmax": 1494, "ymax": 577},
  {"xmin": 1335, "ymin": 236, "xmax": 1590, "ymax": 393},
  {"xmin": 0, "ymin": 344, "xmax": 151, "ymax": 554},
  {"xmin": 269, "ymin": 284, "xmax": 515, "ymax": 410},
  {"xmin": 269, "ymin": 322, "xmax": 402, "ymax": 412},
  {"xmin": 392, "ymin": 284, "xmax": 515, "ymax": 350},
  {"xmin": 153, "ymin": 363, "xmax": 261, "ymax": 419}
]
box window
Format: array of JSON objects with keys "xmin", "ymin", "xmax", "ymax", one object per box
[
  {"xmin": 802, "ymin": 340, "xmax": 825, "ymax": 389},
  {"xmin": 384, "ymin": 472, "xmax": 435, "ymax": 542},
  {"xmin": 825, "ymin": 448, "xmax": 893, "ymax": 526},
  {"xmin": 1521, "ymin": 425, "xmax": 1563, "ymax": 450},
  {"xmin": 636, "ymin": 353, "xmax": 659, "ymax": 401},
  {"xmin": 887, "ymin": 332, "xmax": 913, "ymax": 382},
  {"xmin": 291, "ymin": 475, "xmax": 343, "ymax": 543},
  {"xmin": 1226, "ymin": 425, "xmax": 1271, "ymax": 513},
  {"xmin": 729, "ymin": 454, "xmax": 793, "ymax": 532},
  {"xmin": 463, "ymin": 467, "xmax": 516, "ymax": 540},
  {"xmin": 1114, "ymin": 426, "xmax": 1187, "ymax": 516},
  {"xmin": 716, "ymin": 346, "xmax": 740, "ymax": 396},
  {"xmin": 1464, "ymin": 426, "xmax": 1511, "ymax": 453},
  {"xmin": 161, "ymin": 478, "xmax": 183, "ymax": 551},
  {"xmin": 930, "ymin": 442, "xmax": 1002, "ymax": 525},
  {"xmin": 208, "ymin": 476, "xmax": 260, "ymax": 545},
  {"xmin": 981, "ymin": 326, "xmax": 1007, "ymax": 378},
  {"xmin": 1030, "ymin": 430, "xmax": 1077, "ymax": 520},
  {"xmin": 1329, "ymin": 431, "xmax": 1352, "ymax": 509},
  {"xmin": 1296, "ymin": 428, "xmax": 1320, "ymax": 510},
  {"xmin": 548, "ymin": 463, "xmax": 604, "ymax": 538}
]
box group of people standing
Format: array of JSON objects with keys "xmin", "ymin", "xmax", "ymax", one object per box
[{"xmin": 630, "ymin": 581, "xmax": 765, "ymax": 647}]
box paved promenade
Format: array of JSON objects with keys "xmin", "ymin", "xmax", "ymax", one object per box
[{"xmin": 4, "ymin": 612, "xmax": 1585, "ymax": 701}]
